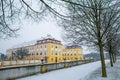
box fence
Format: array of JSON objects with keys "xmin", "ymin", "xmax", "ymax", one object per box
[{"xmin": 0, "ymin": 60, "xmax": 41, "ymax": 67}]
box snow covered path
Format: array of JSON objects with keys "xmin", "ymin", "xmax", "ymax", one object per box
[
  {"xmin": 17, "ymin": 61, "xmax": 109, "ymax": 80},
  {"xmin": 83, "ymin": 60, "xmax": 120, "ymax": 80}
]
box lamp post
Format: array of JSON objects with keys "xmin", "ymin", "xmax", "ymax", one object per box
[
  {"xmin": 63, "ymin": 57, "xmax": 68, "ymax": 68},
  {"xmin": 40, "ymin": 58, "xmax": 44, "ymax": 64},
  {"xmin": 63, "ymin": 58, "xmax": 66, "ymax": 62}
]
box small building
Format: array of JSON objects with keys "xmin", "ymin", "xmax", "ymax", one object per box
[{"xmin": 63, "ymin": 45, "xmax": 84, "ymax": 61}]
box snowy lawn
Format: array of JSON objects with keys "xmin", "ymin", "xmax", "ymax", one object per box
[
  {"xmin": 17, "ymin": 61, "xmax": 109, "ymax": 80},
  {"xmin": 83, "ymin": 60, "xmax": 120, "ymax": 80}
]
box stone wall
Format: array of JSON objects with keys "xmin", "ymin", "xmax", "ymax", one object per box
[{"xmin": 0, "ymin": 59, "xmax": 94, "ymax": 80}]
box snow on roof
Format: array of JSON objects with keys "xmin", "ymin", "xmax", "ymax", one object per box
[
  {"xmin": 11, "ymin": 35, "xmax": 55, "ymax": 49},
  {"xmin": 12, "ymin": 40, "xmax": 37, "ymax": 48},
  {"xmin": 45, "ymin": 34, "xmax": 53, "ymax": 39}
]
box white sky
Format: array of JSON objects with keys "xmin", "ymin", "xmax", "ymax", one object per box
[
  {"xmin": 0, "ymin": 16, "xmax": 91, "ymax": 54},
  {"xmin": 0, "ymin": 17, "xmax": 61, "ymax": 53}
]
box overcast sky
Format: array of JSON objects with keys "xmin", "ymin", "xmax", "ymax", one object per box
[
  {"xmin": 0, "ymin": 16, "xmax": 91, "ymax": 54},
  {"xmin": 0, "ymin": 17, "xmax": 63, "ymax": 53}
]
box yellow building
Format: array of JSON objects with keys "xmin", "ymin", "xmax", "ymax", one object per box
[
  {"xmin": 6, "ymin": 36, "xmax": 84, "ymax": 63},
  {"xmin": 63, "ymin": 45, "xmax": 84, "ymax": 61},
  {"xmin": 32, "ymin": 38, "xmax": 63, "ymax": 63}
]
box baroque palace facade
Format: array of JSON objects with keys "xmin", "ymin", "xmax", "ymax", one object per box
[{"xmin": 6, "ymin": 36, "xmax": 84, "ymax": 63}]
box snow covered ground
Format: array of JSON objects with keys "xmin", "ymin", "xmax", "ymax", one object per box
[
  {"xmin": 17, "ymin": 61, "xmax": 109, "ymax": 80},
  {"xmin": 83, "ymin": 60, "xmax": 120, "ymax": 80}
]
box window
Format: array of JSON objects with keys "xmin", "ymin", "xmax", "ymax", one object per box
[
  {"xmin": 36, "ymin": 53, "xmax": 38, "ymax": 55},
  {"xmin": 56, "ymin": 46, "xmax": 57, "ymax": 48},
  {"xmin": 56, "ymin": 52, "xmax": 57, "ymax": 55},
  {"xmin": 40, "ymin": 52, "xmax": 42, "ymax": 55},
  {"xmin": 44, "ymin": 52, "xmax": 46, "ymax": 55},
  {"xmin": 40, "ymin": 45, "xmax": 42, "ymax": 48},
  {"xmin": 37, "ymin": 48, "xmax": 39, "ymax": 51},
  {"xmin": 45, "ymin": 45, "xmax": 46, "ymax": 48},
  {"xmin": 51, "ymin": 58, "xmax": 53, "ymax": 61},
  {"xmin": 52, "ymin": 52, "xmax": 53, "ymax": 55},
  {"xmin": 52, "ymin": 45, "xmax": 53, "ymax": 48},
  {"xmin": 51, "ymin": 46, "xmax": 53, "ymax": 50}
]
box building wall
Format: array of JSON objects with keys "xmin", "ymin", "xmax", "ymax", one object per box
[
  {"xmin": 63, "ymin": 47, "xmax": 84, "ymax": 61},
  {"xmin": 46, "ymin": 43, "xmax": 63, "ymax": 63},
  {"xmin": 6, "ymin": 38, "xmax": 84, "ymax": 63}
]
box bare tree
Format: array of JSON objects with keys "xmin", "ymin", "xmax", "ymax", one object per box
[
  {"xmin": 105, "ymin": 33, "xmax": 120, "ymax": 67},
  {"xmin": 60, "ymin": 0, "xmax": 120, "ymax": 77},
  {"xmin": 0, "ymin": 0, "xmax": 68, "ymax": 39},
  {"xmin": 0, "ymin": 53, "xmax": 6, "ymax": 60},
  {"xmin": 111, "ymin": 34, "xmax": 120, "ymax": 62},
  {"xmin": 14, "ymin": 48, "xmax": 29, "ymax": 60}
]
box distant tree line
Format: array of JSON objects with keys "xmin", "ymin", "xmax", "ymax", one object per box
[{"xmin": 0, "ymin": 53, "xmax": 7, "ymax": 60}]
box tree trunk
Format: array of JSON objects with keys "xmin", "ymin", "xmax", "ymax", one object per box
[
  {"xmin": 109, "ymin": 52, "xmax": 113, "ymax": 67},
  {"xmin": 112, "ymin": 53, "xmax": 115, "ymax": 63},
  {"xmin": 99, "ymin": 44, "xmax": 107, "ymax": 77},
  {"xmin": 109, "ymin": 45, "xmax": 113, "ymax": 67},
  {"xmin": 113, "ymin": 53, "xmax": 117, "ymax": 63},
  {"xmin": 114, "ymin": 53, "xmax": 117, "ymax": 62}
]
